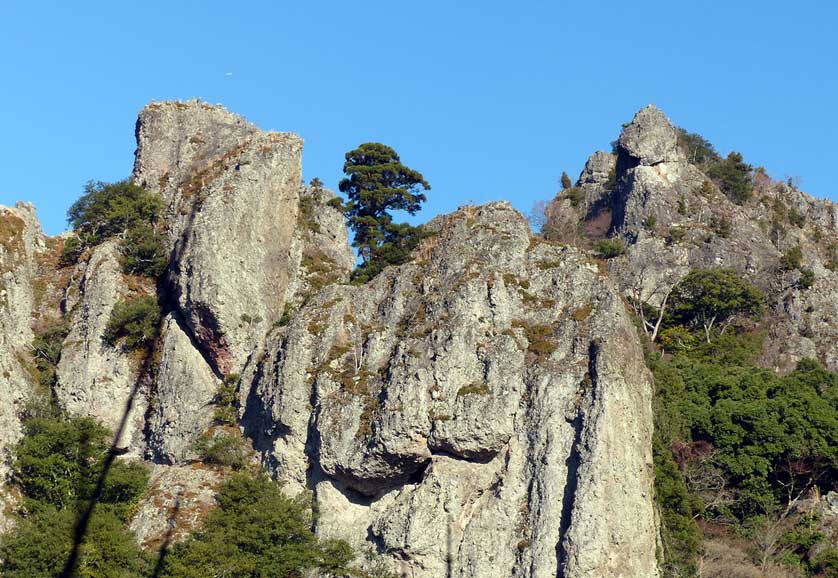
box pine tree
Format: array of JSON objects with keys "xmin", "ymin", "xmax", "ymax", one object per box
[
  {"xmin": 562, "ymin": 171, "xmax": 573, "ymax": 191},
  {"xmin": 560, "ymin": 171, "xmax": 572, "ymax": 190},
  {"xmin": 339, "ymin": 143, "xmax": 430, "ymax": 282}
]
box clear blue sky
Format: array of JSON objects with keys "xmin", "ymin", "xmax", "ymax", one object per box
[{"xmin": 1, "ymin": 0, "xmax": 836, "ymax": 235}]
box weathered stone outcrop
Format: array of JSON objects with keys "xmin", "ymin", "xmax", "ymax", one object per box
[
  {"xmin": 145, "ymin": 313, "xmax": 220, "ymax": 462},
  {"xmin": 545, "ymin": 152, "xmax": 617, "ymax": 241},
  {"xmin": 244, "ymin": 203, "xmax": 659, "ymax": 578},
  {"xmin": 546, "ymin": 104, "xmax": 838, "ymax": 371},
  {"xmin": 55, "ymin": 241, "xmax": 148, "ymax": 451},
  {"xmin": 134, "ymin": 100, "xmax": 305, "ymax": 375},
  {"xmin": 128, "ymin": 463, "xmax": 223, "ymax": 550},
  {"xmin": 132, "ymin": 101, "xmax": 352, "ymax": 462},
  {"xmin": 0, "ymin": 203, "xmax": 44, "ymax": 530},
  {"xmin": 17, "ymin": 99, "xmax": 838, "ymax": 576},
  {"xmin": 618, "ymin": 104, "xmax": 684, "ymax": 166}
]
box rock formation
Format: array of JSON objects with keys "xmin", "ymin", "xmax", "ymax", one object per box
[
  {"xmin": 243, "ymin": 202, "xmax": 658, "ymax": 577},
  {"xmin": 3, "ymin": 98, "xmax": 837, "ymax": 576},
  {"xmin": 546, "ymin": 104, "xmax": 838, "ymax": 372},
  {"xmin": 0, "ymin": 203, "xmax": 45, "ymax": 531}
]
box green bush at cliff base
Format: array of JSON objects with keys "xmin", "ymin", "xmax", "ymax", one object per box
[
  {"xmin": 159, "ymin": 473, "xmax": 354, "ymax": 578},
  {"xmin": 0, "ymin": 505, "xmax": 150, "ymax": 578},
  {"xmin": 653, "ymin": 434, "xmax": 701, "ymax": 578},
  {"xmin": 653, "ymin": 348, "xmax": 838, "ymax": 519},
  {"xmin": 649, "ymin": 332, "xmax": 838, "ymax": 576},
  {"xmin": 13, "ymin": 416, "xmax": 148, "ymax": 514},
  {"xmin": 0, "ymin": 415, "xmax": 150, "ymax": 578}
]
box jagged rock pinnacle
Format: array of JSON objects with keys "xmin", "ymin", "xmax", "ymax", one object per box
[{"xmin": 617, "ymin": 104, "xmax": 684, "ymax": 165}]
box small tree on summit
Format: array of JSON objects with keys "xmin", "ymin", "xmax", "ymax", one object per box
[
  {"xmin": 339, "ymin": 143, "xmax": 430, "ymax": 283},
  {"xmin": 560, "ymin": 171, "xmax": 572, "ymax": 190}
]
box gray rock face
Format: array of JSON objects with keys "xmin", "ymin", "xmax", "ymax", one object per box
[
  {"xmin": 134, "ymin": 99, "xmax": 305, "ymax": 375},
  {"xmin": 146, "ymin": 314, "xmax": 220, "ymax": 462},
  {"xmin": 128, "ymin": 463, "xmax": 223, "ymax": 550},
  {"xmin": 577, "ymin": 151, "xmax": 617, "ymax": 207},
  {"xmin": 55, "ymin": 241, "xmax": 147, "ymax": 451},
  {"xmin": 0, "ymin": 203, "xmax": 41, "ymax": 350},
  {"xmin": 285, "ymin": 183, "xmax": 356, "ymax": 309},
  {"xmin": 618, "ymin": 105, "xmax": 684, "ymax": 165},
  {"xmin": 0, "ymin": 203, "xmax": 44, "ymax": 530},
  {"xmin": 132, "ymin": 101, "xmax": 351, "ymax": 463},
  {"xmin": 3, "ymin": 102, "xmax": 753, "ymax": 576},
  {"xmin": 546, "ymin": 103, "xmax": 838, "ymax": 372},
  {"xmin": 245, "ymin": 203, "xmax": 659, "ymax": 578}
]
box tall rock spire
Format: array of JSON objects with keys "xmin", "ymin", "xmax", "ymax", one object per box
[{"xmin": 617, "ymin": 104, "xmax": 684, "ymax": 165}]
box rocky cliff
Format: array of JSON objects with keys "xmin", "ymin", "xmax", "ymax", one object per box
[
  {"xmin": 546, "ymin": 105, "xmax": 838, "ymax": 372},
  {"xmin": 242, "ymin": 202, "xmax": 658, "ymax": 577},
  {"xmin": 3, "ymin": 99, "xmax": 836, "ymax": 576}
]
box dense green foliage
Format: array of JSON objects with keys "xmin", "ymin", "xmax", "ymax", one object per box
[
  {"xmin": 103, "ymin": 295, "xmax": 161, "ymax": 350},
  {"xmin": 705, "ymin": 152, "xmax": 753, "ymax": 204},
  {"xmin": 338, "ymin": 143, "xmax": 430, "ymax": 283},
  {"xmin": 12, "ymin": 417, "xmax": 149, "ymax": 517},
  {"xmin": 2, "ymin": 417, "xmax": 383, "ymax": 578},
  {"xmin": 0, "ymin": 416, "xmax": 150, "ymax": 578},
  {"xmin": 653, "ymin": 433, "xmax": 702, "ymax": 577},
  {"xmin": 64, "ymin": 179, "xmax": 168, "ymax": 278},
  {"xmin": 677, "ymin": 129, "xmax": 754, "ymax": 204},
  {"xmin": 159, "ymin": 473, "xmax": 354, "ymax": 578},
  {"xmin": 651, "ymin": 333, "xmax": 838, "ymax": 576},
  {"xmin": 654, "ymin": 344, "xmax": 838, "ymax": 517},
  {"xmin": 641, "ymin": 268, "xmax": 837, "ymax": 576},
  {"xmin": 677, "ymin": 129, "xmax": 721, "ymax": 165},
  {"xmin": 668, "ymin": 269, "xmax": 764, "ymax": 343},
  {"xmin": 593, "ymin": 238, "xmax": 625, "ymax": 258},
  {"xmin": 68, "ymin": 180, "xmax": 163, "ymax": 244},
  {"xmin": 1, "ymin": 506, "xmax": 150, "ymax": 578},
  {"xmin": 120, "ymin": 223, "xmax": 169, "ymax": 278}
]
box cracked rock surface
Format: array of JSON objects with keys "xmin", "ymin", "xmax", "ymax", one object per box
[{"xmin": 244, "ymin": 202, "xmax": 659, "ymax": 577}]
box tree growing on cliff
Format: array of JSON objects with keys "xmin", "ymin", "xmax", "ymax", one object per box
[
  {"xmin": 705, "ymin": 152, "xmax": 753, "ymax": 205},
  {"xmin": 338, "ymin": 143, "xmax": 430, "ymax": 283},
  {"xmin": 676, "ymin": 128, "xmax": 720, "ymax": 165},
  {"xmin": 668, "ymin": 268, "xmax": 764, "ymax": 342},
  {"xmin": 68, "ymin": 179, "xmax": 163, "ymax": 244},
  {"xmin": 560, "ymin": 171, "xmax": 572, "ymax": 190},
  {"xmin": 0, "ymin": 416, "xmax": 151, "ymax": 578},
  {"xmin": 65, "ymin": 179, "xmax": 168, "ymax": 278}
]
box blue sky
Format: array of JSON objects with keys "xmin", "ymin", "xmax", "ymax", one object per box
[{"xmin": 1, "ymin": 0, "xmax": 836, "ymax": 235}]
